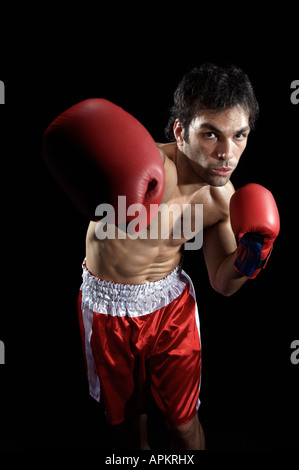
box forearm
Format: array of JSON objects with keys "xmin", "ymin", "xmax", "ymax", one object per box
[{"xmin": 212, "ymin": 250, "xmax": 248, "ymax": 297}]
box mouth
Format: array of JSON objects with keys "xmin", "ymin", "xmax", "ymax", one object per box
[{"xmin": 210, "ymin": 167, "xmax": 233, "ymax": 176}]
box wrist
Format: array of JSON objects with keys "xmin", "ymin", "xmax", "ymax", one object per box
[{"xmin": 234, "ymin": 233, "xmax": 272, "ymax": 279}]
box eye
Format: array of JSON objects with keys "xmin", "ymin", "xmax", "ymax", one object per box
[
  {"xmin": 234, "ymin": 133, "xmax": 247, "ymax": 141},
  {"xmin": 203, "ymin": 132, "xmax": 217, "ymax": 139}
]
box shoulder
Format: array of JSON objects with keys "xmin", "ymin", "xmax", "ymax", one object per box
[
  {"xmin": 156, "ymin": 143, "xmax": 178, "ymax": 203},
  {"xmin": 156, "ymin": 142, "xmax": 178, "ymax": 181},
  {"xmin": 156, "ymin": 142, "xmax": 177, "ymax": 159}
]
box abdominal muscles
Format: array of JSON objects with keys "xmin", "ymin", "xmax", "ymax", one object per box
[{"xmin": 85, "ymin": 221, "xmax": 186, "ymax": 284}]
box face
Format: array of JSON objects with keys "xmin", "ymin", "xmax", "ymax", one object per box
[{"xmin": 174, "ymin": 106, "xmax": 250, "ymax": 187}]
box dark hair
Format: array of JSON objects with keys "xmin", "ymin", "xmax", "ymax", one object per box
[{"xmin": 165, "ymin": 63, "xmax": 259, "ymax": 142}]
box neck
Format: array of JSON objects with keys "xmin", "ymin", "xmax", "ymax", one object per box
[{"xmin": 174, "ymin": 145, "xmax": 209, "ymax": 196}]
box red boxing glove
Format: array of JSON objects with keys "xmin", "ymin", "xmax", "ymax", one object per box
[
  {"xmin": 42, "ymin": 99, "xmax": 165, "ymax": 231},
  {"xmin": 230, "ymin": 183, "xmax": 280, "ymax": 279}
]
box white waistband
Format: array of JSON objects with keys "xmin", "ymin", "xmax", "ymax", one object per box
[{"xmin": 80, "ymin": 259, "xmax": 190, "ymax": 317}]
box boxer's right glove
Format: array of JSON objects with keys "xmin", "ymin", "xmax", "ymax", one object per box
[
  {"xmin": 42, "ymin": 99, "xmax": 165, "ymax": 231},
  {"xmin": 230, "ymin": 183, "xmax": 280, "ymax": 279}
]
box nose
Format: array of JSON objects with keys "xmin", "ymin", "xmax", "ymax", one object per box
[
  {"xmin": 217, "ymin": 152, "xmax": 230, "ymax": 160},
  {"xmin": 217, "ymin": 140, "xmax": 232, "ymax": 160}
]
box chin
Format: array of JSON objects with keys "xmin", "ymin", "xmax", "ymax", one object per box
[{"xmin": 205, "ymin": 174, "xmax": 231, "ymax": 187}]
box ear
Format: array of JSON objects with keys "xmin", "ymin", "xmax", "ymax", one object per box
[{"xmin": 173, "ymin": 119, "xmax": 185, "ymax": 148}]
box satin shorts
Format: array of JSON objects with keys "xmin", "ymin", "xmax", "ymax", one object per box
[{"xmin": 78, "ymin": 260, "xmax": 201, "ymax": 426}]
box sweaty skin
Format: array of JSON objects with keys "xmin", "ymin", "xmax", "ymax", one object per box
[{"xmin": 85, "ymin": 106, "xmax": 250, "ymax": 295}]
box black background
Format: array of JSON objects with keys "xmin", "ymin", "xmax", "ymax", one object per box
[{"xmin": 0, "ymin": 10, "xmax": 298, "ymax": 450}]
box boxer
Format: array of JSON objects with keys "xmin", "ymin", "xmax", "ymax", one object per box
[{"xmin": 43, "ymin": 64, "xmax": 280, "ymax": 450}]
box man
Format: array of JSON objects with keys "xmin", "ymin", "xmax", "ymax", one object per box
[{"xmin": 43, "ymin": 64, "xmax": 280, "ymax": 450}]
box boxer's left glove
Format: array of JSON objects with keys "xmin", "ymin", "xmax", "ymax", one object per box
[
  {"xmin": 230, "ymin": 183, "xmax": 280, "ymax": 279},
  {"xmin": 42, "ymin": 99, "xmax": 165, "ymax": 231}
]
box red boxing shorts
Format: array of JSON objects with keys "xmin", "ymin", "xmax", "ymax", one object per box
[{"xmin": 78, "ymin": 260, "xmax": 201, "ymax": 427}]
